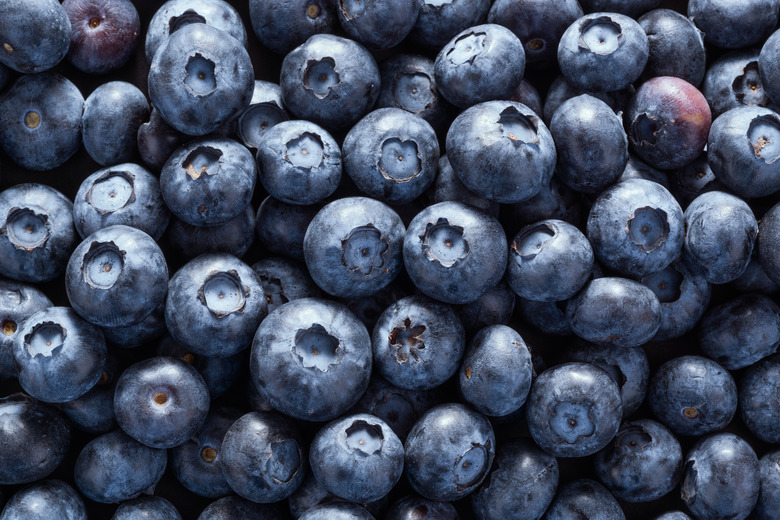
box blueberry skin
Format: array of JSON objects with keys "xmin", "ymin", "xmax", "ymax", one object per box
[
  {"xmin": 640, "ymin": 260, "xmax": 711, "ymax": 342},
  {"xmin": 683, "ymin": 191, "xmax": 757, "ymax": 284},
  {"xmin": 168, "ymin": 205, "xmax": 256, "ymax": 261},
  {"xmin": 0, "ymin": 278, "xmax": 52, "ymax": 380},
  {"xmin": 73, "ymin": 429, "xmax": 167, "ymax": 504},
  {"xmin": 558, "ymin": 12, "xmax": 648, "ymax": 93},
  {"xmin": 220, "ymin": 411, "xmax": 306, "ymax": 503},
  {"xmin": 238, "ymin": 81, "xmax": 289, "ymax": 150},
  {"xmin": 488, "ymin": 0, "xmax": 582, "ymax": 69},
  {"xmin": 620, "ymin": 153, "xmax": 670, "ymax": 188},
  {"xmin": 458, "ymin": 325, "xmax": 532, "ymax": 417},
  {"xmin": 0, "ymin": 393, "xmax": 70, "ymax": 485},
  {"xmin": 65, "ymin": 225, "xmax": 168, "ymax": 328},
  {"xmin": 760, "ymin": 28, "xmax": 780, "ymax": 106},
  {"xmin": 759, "ymin": 200, "xmax": 780, "ymax": 285},
  {"xmin": 511, "ymin": 79, "xmax": 544, "ymax": 116},
  {"xmin": 668, "ymin": 153, "xmax": 725, "ymax": 209},
  {"xmin": 455, "ymin": 279, "xmax": 515, "ymax": 334},
  {"xmin": 161, "ymin": 137, "xmax": 256, "ymax": 226},
  {"xmin": 171, "ymin": 406, "xmax": 241, "ymax": 498},
  {"xmin": 647, "ymin": 355, "xmax": 737, "ymax": 437},
  {"xmin": 144, "ymin": 0, "xmax": 248, "ymax": 63},
  {"xmin": 0, "ymin": 73, "xmax": 83, "ymax": 171},
  {"xmin": 654, "ymin": 513, "xmax": 692, "ymax": 520},
  {"xmin": 74, "ymin": 163, "xmax": 170, "ymax": 241},
  {"xmin": 257, "ymin": 120, "xmax": 340, "ymax": 206},
  {"xmin": 502, "ymin": 177, "xmax": 583, "ymax": 234},
  {"xmin": 343, "ymin": 108, "xmax": 439, "ymax": 206},
  {"xmin": 566, "ymin": 277, "xmax": 662, "ymax": 348},
  {"xmin": 739, "ymin": 354, "xmax": 780, "ymax": 444},
  {"xmin": 551, "ymin": 94, "xmax": 628, "ymax": 194},
  {"xmin": 199, "ymin": 496, "xmax": 285, "ymax": 520},
  {"xmin": 702, "ymin": 50, "xmax": 768, "ymax": 118},
  {"xmin": 0, "ymin": 0, "xmax": 71, "ymax": 73},
  {"xmin": 0, "ymin": 480, "xmax": 86, "ymax": 520},
  {"xmin": 82, "ymin": 81, "xmax": 149, "ymax": 166},
  {"xmin": 681, "ymin": 433, "xmax": 760, "ymax": 520},
  {"xmin": 386, "ymin": 495, "xmax": 458, "ymax": 520},
  {"xmin": 310, "ymin": 413, "xmax": 404, "ymax": 503},
  {"xmin": 526, "ymin": 362, "xmax": 622, "ymax": 458},
  {"xmin": 114, "ymin": 356, "xmax": 210, "ymax": 449},
  {"xmin": 148, "ymin": 23, "xmax": 253, "ymax": 136},
  {"xmin": 446, "ymin": 101, "xmax": 556, "ymax": 204},
  {"xmin": 59, "ymin": 353, "xmax": 120, "ymax": 434},
  {"xmin": 429, "ymin": 154, "xmax": 499, "ymax": 218},
  {"xmin": 731, "ymin": 255, "xmax": 780, "ymax": 295},
  {"xmin": 287, "ymin": 472, "xmax": 388, "ymax": 519},
  {"xmin": 637, "ymin": 9, "xmax": 706, "ymax": 87},
  {"xmin": 249, "ymin": 0, "xmax": 337, "ymax": 55},
  {"xmin": 587, "ymin": 179, "xmax": 684, "ymax": 277},
  {"xmin": 280, "ymin": 34, "xmax": 380, "ymax": 132},
  {"xmin": 405, "ymin": 403, "xmax": 495, "ymax": 501},
  {"xmin": 63, "ymin": 0, "xmax": 140, "ymax": 74},
  {"xmin": 13, "ymin": 306, "xmax": 107, "ymax": 403},
  {"xmin": 303, "ymin": 197, "xmax": 404, "ymax": 298},
  {"xmin": 544, "ymin": 479, "xmax": 625, "ymax": 520},
  {"xmin": 156, "ymin": 336, "xmax": 242, "ymax": 400},
  {"xmin": 250, "ymin": 298, "xmax": 372, "ymax": 421},
  {"xmin": 708, "ymin": 106, "xmax": 780, "ymax": 198},
  {"xmin": 407, "ymin": 0, "xmax": 490, "ymax": 50},
  {"xmin": 627, "ymin": 76, "xmax": 711, "ymax": 171},
  {"xmin": 256, "ymin": 197, "xmax": 321, "ymax": 262},
  {"xmin": 251, "ymin": 257, "xmax": 321, "ymax": 314},
  {"xmin": 754, "ymin": 450, "xmax": 780, "ymax": 520},
  {"xmin": 563, "ymin": 342, "xmax": 649, "ymax": 420},
  {"xmin": 508, "ymin": 219, "xmax": 594, "ymax": 302},
  {"xmin": 299, "ymin": 503, "xmax": 376, "ymax": 520},
  {"xmin": 594, "ymin": 419, "xmax": 683, "ymax": 503},
  {"xmin": 471, "ymin": 439, "xmax": 558, "ymax": 520},
  {"xmin": 137, "ymin": 108, "xmax": 188, "ymax": 172},
  {"xmin": 111, "ymin": 496, "xmax": 181, "ymax": 520},
  {"xmin": 580, "ymin": 0, "xmax": 660, "ymax": 17},
  {"xmin": 518, "ymin": 298, "xmax": 571, "ymax": 336},
  {"xmin": 434, "ymin": 24, "xmax": 525, "ymax": 109},
  {"xmin": 165, "ymin": 253, "xmax": 267, "ymax": 358},
  {"xmin": 372, "ymin": 295, "xmax": 466, "ymax": 391},
  {"xmin": 689, "ymin": 0, "xmax": 779, "ymax": 50},
  {"xmin": 337, "ymin": 0, "xmax": 419, "ymax": 51},
  {"xmin": 543, "ymin": 74, "xmax": 634, "ymax": 127},
  {"xmin": 699, "ymin": 293, "xmax": 780, "ymax": 370},
  {"xmin": 403, "ymin": 201, "xmax": 508, "ymax": 304}
]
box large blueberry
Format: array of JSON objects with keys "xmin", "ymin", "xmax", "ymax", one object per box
[
  {"xmin": 111, "ymin": 496, "xmax": 181, "ymax": 520},
  {"xmin": 0, "ymin": 480, "xmax": 86, "ymax": 520},
  {"xmin": 689, "ymin": 0, "xmax": 778, "ymax": 49},
  {"xmin": 0, "ymin": 0, "xmax": 71, "ymax": 73},
  {"xmin": 337, "ymin": 0, "xmax": 419, "ymax": 50},
  {"xmin": 545, "ymin": 479, "xmax": 625, "ymax": 520},
  {"xmin": 638, "ymin": 8, "xmax": 705, "ymax": 86},
  {"xmin": 703, "ymin": 50, "xmax": 769, "ymax": 118},
  {"xmin": 248, "ymin": 0, "xmax": 336, "ymax": 55},
  {"xmin": 407, "ymin": 0, "xmax": 491, "ymax": 50}
]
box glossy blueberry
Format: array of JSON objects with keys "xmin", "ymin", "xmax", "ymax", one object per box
[
  {"xmin": 299, "ymin": 503, "xmax": 375, "ymax": 520},
  {"xmin": 0, "ymin": 393, "xmax": 70, "ymax": 485},
  {"xmin": 250, "ymin": 298, "xmax": 372, "ymax": 421},
  {"xmin": 739, "ymin": 354, "xmax": 780, "ymax": 444},
  {"xmin": 280, "ymin": 34, "xmax": 380, "ymax": 132},
  {"xmin": 336, "ymin": 0, "xmax": 419, "ymax": 50},
  {"xmin": 545, "ymin": 479, "xmax": 625, "ymax": 520},
  {"xmin": 446, "ymin": 101, "xmax": 556, "ymax": 204},
  {"xmin": 13, "ymin": 306, "xmax": 107, "ymax": 403},
  {"xmin": 594, "ymin": 419, "xmax": 682, "ymax": 502},
  {"xmin": 386, "ymin": 495, "xmax": 457, "ymax": 520},
  {"xmin": 638, "ymin": 9, "xmax": 706, "ymax": 86},
  {"xmin": 455, "ymin": 279, "xmax": 515, "ymax": 334},
  {"xmin": 434, "ymin": 24, "xmax": 525, "ymax": 109},
  {"xmin": 59, "ymin": 353, "xmax": 119, "ymax": 433},
  {"xmin": 82, "ymin": 81, "xmax": 149, "ymax": 166},
  {"xmin": 681, "ymin": 433, "xmax": 760, "ymax": 520},
  {"xmin": 0, "ymin": 73, "xmax": 83, "ymax": 171},
  {"xmin": 156, "ymin": 336, "xmax": 242, "ymax": 400},
  {"xmin": 0, "ymin": 480, "xmax": 86, "ymax": 520},
  {"xmin": 702, "ymin": 50, "xmax": 768, "ymax": 118},
  {"xmin": 148, "ymin": 23, "xmax": 253, "ymax": 136},
  {"xmin": 558, "ymin": 12, "xmax": 648, "ymax": 93},
  {"xmin": 249, "ymin": 0, "xmax": 336, "ymax": 55},
  {"xmin": 167, "ymin": 205, "xmax": 256, "ymax": 261},
  {"xmin": 136, "ymin": 108, "xmax": 188, "ymax": 172},
  {"xmin": 161, "ymin": 137, "xmax": 256, "ymax": 226},
  {"xmin": 689, "ymin": 0, "xmax": 779, "ymax": 49},
  {"xmin": 256, "ymin": 197, "xmax": 320, "ymax": 262},
  {"xmin": 429, "ymin": 155, "xmax": 499, "ymax": 218},
  {"xmin": 647, "ymin": 355, "xmax": 737, "ymax": 437},
  {"xmin": 404, "ymin": 202, "xmax": 508, "ymax": 304},
  {"xmin": 526, "ymin": 362, "xmax": 622, "ymax": 457},
  {"xmin": 0, "ymin": 0, "xmax": 71, "ymax": 73},
  {"xmin": 372, "ymin": 295, "xmax": 465, "ymax": 391},
  {"xmin": 407, "ymin": 0, "xmax": 490, "ymax": 50},
  {"xmin": 566, "ymin": 277, "xmax": 662, "ymax": 347},
  {"xmin": 166, "ymin": 254, "xmax": 267, "ymax": 358},
  {"xmin": 111, "ymin": 496, "xmax": 181, "ymax": 520},
  {"xmin": 754, "ymin": 450, "xmax": 780, "ymax": 520},
  {"xmin": 458, "ymin": 325, "xmax": 532, "ymax": 417},
  {"xmin": 63, "ymin": 0, "xmax": 140, "ymax": 74},
  {"xmin": 640, "ymin": 260, "xmax": 711, "ymax": 341},
  {"xmin": 74, "ymin": 163, "xmax": 169, "ymax": 240},
  {"xmin": 0, "ymin": 278, "xmax": 52, "ymax": 380},
  {"xmin": 471, "ymin": 439, "xmax": 557, "ymax": 520},
  {"xmin": 405, "ymin": 403, "xmax": 495, "ymax": 501},
  {"xmin": 144, "ymin": 0, "xmax": 247, "ymax": 63},
  {"xmin": 65, "ymin": 225, "xmax": 168, "ymax": 328},
  {"xmin": 237, "ymin": 81, "xmax": 289, "ymax": 150},
  {"xmin": 683, "ymin": 191, "xmax": 757, "ymax": 284},
  {"xmin": 251, "ymin": 257, "xmax": 320, "ymax": 314},
  {"xmin": 220, "ymin": 411, "xmax": 305, "ymax": 503},
  {"xmin": 73, "ymin": 429, "xmax": 167, "ymax": 503}
]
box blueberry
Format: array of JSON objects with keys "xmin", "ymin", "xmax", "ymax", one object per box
[
  {"xmin": 681, "ymin": 433, "xmax": 760, "ymax": 520},
  {"xmin": 702, "ymin": 50, "xmax": 769, "ymax": 118},
  {"xmin": 248, "ymin": 0, "xmax": 337, "ymax": 55},
  {"xmin": 647, "ymin": 355, "xmax": 737, "ymax": 437},
  {"xmin": 760, "ymin": 28, "xmax": 780, "ymax": 106},
  {"xmin": 471, "ymin": 439, "xmax": 558, "ymax": 520},
  {"xmin": 759, "ymin": 199, "xmax": 780, "ymax": 285},
  {"xmin": 739, "ymin": 354, "xmax": 780, "ymax": 444},
  {"xmin": 199, "ymin": 496, "xmax": 285, "ymax": 520},
  {"xmin": 167, "ymin": 204, "xmax": 256, "ymax": 261},
  {"xmin": 255, "ymin": 197, "xmax": 321, "ymax": 262},
  {"xmin": 654, "ymin": 513, "xmax": 692, "ymax": 520},
  {"xmin": 299, "ymin": 503, "xmax": 376, "ymax": 520},
  {"xmin": 429, "ymin": 155, "xmax": 499, "ymax": 218},
  {"xmin": 620, "ymin": 153, "xmax": 671, "ymax": 188},
  {"xmin": 689, "ymin": 0, "xmax": 779, "ymax": 49},
  {"xmin": 0, "ymin": 278, "xmax": 52, "ymax": 380},
  {"xmin": 0, "ymin": 0, "xmax": 71, "ymax": 73},
  {"xmin": 501, "ymin": 178, "xmax": 583, "ymax": 234},
  {"xmin": 73, "ymin": 429, "xmax": 167, "ymax": 504},
  {"xmin": 0, "ymin": 480, "xmax": 86, "ymax": 520},
  {"xmin": 156, "ymin": 336, "xmax": 242, "ymax": 400},
  {"xmin": 731, "ymin": 254, "xmax": 780, "ymax": 294},
  {"xmin": 336, "ymin": 0, "xmax": 420, "ymax": 51},
  {"xmin": 59, "ymin": 353, "xmax": 120, "ymax": 434},
  {"xmin": 510, "ymin": 79, "xmax": 544, "ymax": 116},
  {"xmin": 111, "ymin": 496, "xmax": 181, "ymax": 520},
  {"xmin": 637, "ymin": 8, "xmax": 706, "ymax": 87},
  {"xmin": 542, "ymin": 74, "xmax": 634, "ymax": 127},
  {"xmin": 0, "ymin": 73, "xmax": 84, "ymax": 171},
  {"xmin": 544, "ymin": 479, "xmax": 625, "ymax": 520},
  {"xmin": 407, "ymin": 0, "xmax": 491, "ymax": 50},
  {"xmin": 386, "ymin": 495, "xmax": 458, "ymax": 520},
  {"xmin": 668, "ymin": 153, "xmax": 724, "ymax": 209},
  {"xmin": 580, "ymin": 0, "xmax": 660, "ymax": 18},
  {"xmin": 136, "ymin": 108, "xmax": 188, "ymax": 172},
  {"xmin": 251, "ymin": 257, "xmax": 321, "ymax": 314},
  {"xmin": 237, "ymin": 81, "xmax": 290, "ymax": 151},
  {"xmin": 753, "ymin": 450, "xmax": 780, "ymax": 520},
  {"xmin": 404, "ymin": 403, "xmax": 495, "ymax": 501},
  {"xmin": 455, "ymin": 279, "xmax": 515, "ymax": 334},
  {"xmin": 287, "ymin": 473, "xmax": 387, "ymax": 519},
  {"xmin": 517, "ymin": 297, "xmax": 571, "ymax": 336}
]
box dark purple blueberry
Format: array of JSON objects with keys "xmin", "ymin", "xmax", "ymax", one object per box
[
  {"xmin": 517, "ymin": 297, "xmax": 571, "ymax": 336},
  {"xmin": 111, "ymin": 496, "xmax": 181, "ymax": 520},
  {"xmin": 689, "ymin": 0, "xmax": 779, "ymax": 49},
  {"xmin": 336, "ymin": 0, "xmax": 419, "ymax": 50},
  {"xmin": 386, "ymin": 495, "xmax": 457, "ymax": 520},
  {"xmin": 59, "ymin": 354, "xmax": 120, "ymax": 434},
  {"xmin": 638, "ymin": 9, "xmax": 706, "ymax": 86},
  {"xmin": 136, "ymin": 108, "xmax": 188, "ymax": 172},
  {"xmin": 167, "ymin": 204, "xmax": 256, "ymax": 261},
  {"xmin": 252, "ymin": 257, "xmax": 321, "ymax": 313},
  {"xmin": 0, "ymin": 279, "xmax": 52, "ymax": 380},
  {"xmin": 249, "ymin": 0, "xmax": 337, "ymax": 55},
  {"xmin": 0, "ymin": 0, "xmax": 71, "ymax": 73},
  {"xmin": 545, "ymin": 479, "xmax": 625, "ymax": 520},
  {"xmin": 501, "ymin": 178, "xmax": 583, "ymax": 235},
  {"xmin": 668, "ymin": 153, "xmax": 725, "ymax": 209},
  {"xmin": 255, "ymin": 197, "xmax": 321, "ymax": 262},
  {"xmin": 1, "ymin": 480, "xmax": 86, "ymax": 520}
]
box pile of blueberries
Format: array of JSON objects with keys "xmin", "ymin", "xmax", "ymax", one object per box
[{"xmin": 3, "ymin": 0, "xmax": 780, "ymax": 518}]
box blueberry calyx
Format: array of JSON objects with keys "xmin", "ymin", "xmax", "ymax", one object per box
[
  {"xmin": 345, "ymin": 419, "xmax": 384, "ymax": 455},
  {"xmin": 498, "ymin": 107, "xmax": 539, "ymax": 145},
  {"xmin": 304, "ymin": 58, "xmax": 339, "ymax": 99},
  {"xmin": 341, "ymin": 224, "xmax": 388, "ymax": 275},
  {"xmin": 24, "ymin": 321, "xmax": 66, "ymax": 357},
  {"xmin": 82, "ymin": 241, "xmax": 125, "ymax": 290},
  {"xmin": 631, "ymin": 113, "xmax": 661, "ymax": 145},
  {"xmin": 183, "ymin": 146, "xmax": 222, "ymax": 180},
  {"xmin": 285, "ymin": 132, "xmax": 325, "ymax": 169},
  {"xmin": 86, "ymin": 170, "xmax": 136, "ymax": 215},
  {"xmin": 578, "ymin": 16, "xmax": 623, "ymax": 56},
  {"xmin": 446, "ymin": 31, "xmax": 487, "ymax": 66},
  {"xmin": 293, "ymin": 323, "xmax": 341, "ymax": 372},
  {"xmin": 197, "ymin": 270, "xmax": 248, "ymax": 318},
  {"xmin": 748, "ymin": 114, "xmax": 780, "ymax": 163},
  {"xmin": 388, "ymin": 317, "xmax": 426, "ymax": 363},
  {"xmin": 420, "ymin": 218, "xmax": 470, "ymax": 268},
  {"xmin": 5, "ymin": 207, "xmax": 50, "ymax": 251},
  {"xmin": 378, "ymin": 138, "xmax": 421, "ymax": 181},
  {"xmin": 168, "ymin": 10, "xmax": 206, "ymax": 35},
  {"xmin": 626, "ymin": 206, "xmax": 669, "ymax": 252},
  {"xmin": 184, "ymin": 53, "xmax": 217, "ymax": 97},
  {"xmin": 454, "ymin": 442, "xmax": 490, "ymax": 490}
]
